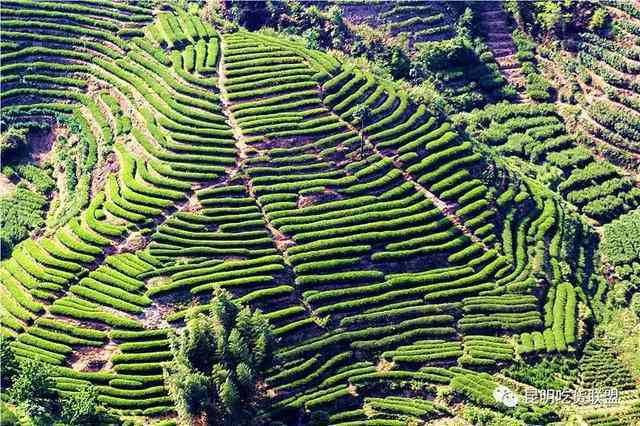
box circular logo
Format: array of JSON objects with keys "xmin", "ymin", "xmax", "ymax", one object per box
[{"xmin": 493, "ymin": 385, "xmax": 518, "ymax": 407}]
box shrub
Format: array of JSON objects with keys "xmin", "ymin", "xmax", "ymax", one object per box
[
  {"xmin": 60, "ymin": 385, "xmax": 102, "ymax": 426},
  {"xmin": 0, "ymin": 187, "xmax": 47, "ymax": 258},
  {"xmin": 0, "ymin": 337, "xmax": 19, "ymax": 390}
]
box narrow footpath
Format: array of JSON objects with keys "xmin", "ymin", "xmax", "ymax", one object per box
[{"xmin": 478, "ymin": 1, "xmax": 530, "ymax": 103}]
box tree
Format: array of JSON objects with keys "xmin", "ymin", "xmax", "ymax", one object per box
[
  {"xmin": 418, "ymin": 36, "xmax": 474, "ymax": 71},
  {"xmin": 589, "ymin": 8, "xmax": 609, "ymax": 32},
  {"xmin": 164, "ymin": 289, "xmax": 274, "ymax": 426},
  {"xmin": 0, "ymin": 338, "xmax": 19, "ymax": 390},
  {"xmin": 352, "ymin": 104, "xmax": 371, "ymax": 128},
  {"xmin": 9, "ymin": 360, "xmax": 58, "ymax": 419},
  {"xmin": 308, "ymin": 410, "xmax": 330, "ymax": 426},
  {"xmin": 631, "ymin": 293, "xmax": 640, "ymax": 318},
  {"xmin": 61, "ymin": 385, "xmax": 100, "ymax": 426},
  {"xmin": 0, "ymin": 401, "xmax": 18, "ymax": 426},
  {"xmin": 387, "ymin": 47, "xmax": 410, "ymax": 80},
  {"xmin": 0, "ymin": 127, "xmax": 28, "ymax": 157},
  {"xmin": 326, "ymin": 5, "xmax": 347, "ymax": 48},
  {"xmin": 303, "ymin": 28, "xmax": 320, "ymax": 50},
  {"xmin": 535, "ymin": 1, "xmax": 562, "ymax": 35},
  {"xmin": 352, "ymin": 105, "xmax": 372, "ymax": 160},
  {"xmin": 225, "ymin": 0, "xmax": 269, "ymax": 30}
]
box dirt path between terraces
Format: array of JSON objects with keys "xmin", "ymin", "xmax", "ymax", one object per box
[
  {"xmin": 333, "ymin": 113, "xmax": 488, "ymax": 250},
  {"xmin": 216, "ymin": 40, "xmax": 296, "ymax": 255},
  {"xmin": 478, "ymin": 1, "xmax": 529, "ymax": 103},
  {"xmin": 216, "ymin": 37, "xmax": 327, "ymax": 330}
]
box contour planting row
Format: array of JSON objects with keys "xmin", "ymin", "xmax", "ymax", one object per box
[
  {"xmin": 221, "ymin": 33, "xmax": 500, "ymax": 310},
  {"xmin": 318, "ymin": 63, "xmax": 497, "ymax": 245},
  {"xmin": 516, "ymin": 282, "xmax": 577, "ymax": 356},
  {"xmin": 462, "ymin": 102, "xmax": 640, "ymax": 222},
  {"xmin": 459, "ymin": 295, "xmax": 542, "ymax": 334},
  {"xmin": 1, "ymin": 4, "xmax": 233, "ymax": 235},
  {"xmin": 222, "ymin": 33, "xmax": 341, "ymax": 143},
  {"xmin": 579, "ymin": 339, "xmax": 637, "ymax": 391},
  {"xmin": 0, "ymin": 206, "xmax": 146, "ymax": 338},
  {"xmin": 459, "ymin": 335, "xmax": 514, "ymax": 369},
  {"xmin": 474, "ymin": 166, "xmax": 593, "ymax": 357},
  {"xmin": 382, "ymin": 339, "xmax": 463, "ymax": 366},
  {"xmin": 0, "ymin": 1, "xmax": 129, "ymax": 223},
  {"xmin": 574, "ymin": 9, "xmax": 640, "ymax": 159},
  {"xmin": 218, "ymin": 32, "xmax": 543, "ymax": 418},
  {"xmin": 0, "ymin": 7, "xmax": 260, "ymax": 419},
  {"xmin": 142, "ymin": 184, "xmax": 318, "ymax": 331},
  {"xmin": 581, "ymin": 402, "xmax": 640, "ymax": 426},
  {"xmin": 220, "ymin": 29, "xmax": 580, "ymax": 372},
  {"xmin": 7, "ymin": 249, "xmax": 175, "ymax": 415},
  {"xmin": 381, "ymin": 1, "xmax": 455, "ymax": 43},
  {"xmin": 332, "ymin": 396, "xmax": 450, "ymax": 425},
  {"xmin": 0, "ymin": 0, "xmax": 153, "ymax": 43},
  {"xmin": 602, "ymin": 209, "xmax": 640, "ymax": 301},
  {"xmin": 11, "ymin": 252, "xmax": 153, "ymax": 360},
  {"xmin": 51, "ymin": 328, "xmax": 174, "ymax": 417},
  {"xmin": 271, "ymin": 363, "xmax": 454, "ymax": 418},
  {"xmin": 2, "ymin": 3, "xmax": 232, "ymax": 180},
  {"xmin": 545, "ymin": 3, "xmax": 640, "ymax": 169}
]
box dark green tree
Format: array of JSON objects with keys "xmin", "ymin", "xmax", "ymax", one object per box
[
  {"xmin": 326, "ymin": 5, "xmax": 347, "ymax": 48},
  {"xmin": 352, "ymin": 105, "xmax": 372, "ymax": 160},
  {"xmin": 387, "ymin": 47, "xmax": 411, "ymax": 80},
  {"xmin": 224, "ymin": 0, "xmax": 274, "ymax": 30},
  {"xmin": 0, "ymin": 338, "xmax": 19, "ymax": 390},
  {"xmin": 303, "ymin": 28, "xmax": 321, "ymax": 50},
  {"xmin": 9, "ymin": 360, "xmax": 58, "ymax": 419},
  {"xmin": 0, "ymin": 127, "xmax": 28, "ymax": 157},
  {"xmin": 61, "ymin": 385, "xmax": 100, "ymax": 426},
  {"xmin": 164, "ymin": 289, "xmax": 274, "ymax": 425},
  {"xmin": 418, "ymin": 36, "xmax": 475, "ymax": 71},
  {"xmin": 308, "ymin": 410, "xmax": 330, "ymax": 426}
]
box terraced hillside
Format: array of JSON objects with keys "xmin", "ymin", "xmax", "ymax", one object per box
[
  {"xmin": 328, "ymin": 0, "xmax": 515, "ymax": 112},
  {"xmin": 0, "ymin": 2, "xmax": 639, "ymax": 426},
  {"xmin": 544, "ymin": 1, "xmax": 640, "ymax": 171},
  {"xmin": 337, "ymin": 0, "xmax": 457, "ymax": 44},
  {"xmin": 460, "ymin": 102, "xmax": 640, "ymax": 223}
]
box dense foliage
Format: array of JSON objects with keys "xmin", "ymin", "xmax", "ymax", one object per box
[
  {"xmin": 0, "ymin": 337, "xmax": 19, "ymax": 390},
  {"xmin": 8, "ymin": 360, "xmax": 58, "ymax": 419},
  {"xmin": 0, "ymin": 127, "xmax": 28, "ymax": 157},
  {"xmin": 0, "ymin": 185, "xmax": 48, "ymax": 258},
  {"xmin": 504, "ymin": 0, "xmax": 605, "ymax": 38},
  {"xmin": 503, "ymin": 357, "xmax": 578, "ymax": 390},
  {"xmin": 164, "ymin": 290, "xmax": 274, "ymax": 425}
]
